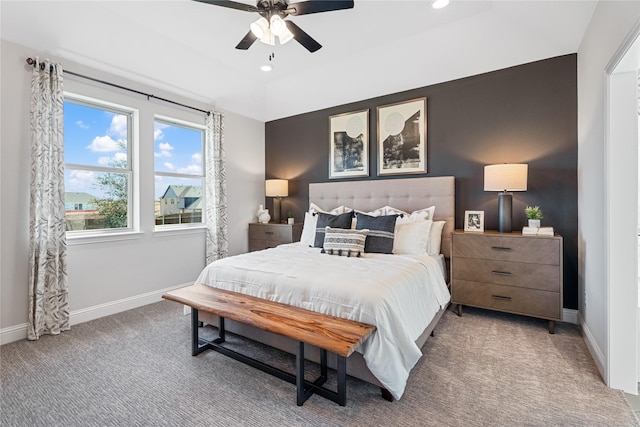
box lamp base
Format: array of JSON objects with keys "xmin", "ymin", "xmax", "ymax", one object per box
[
  {"xmin": 497, "ymin": 193, "xmax": 512, "ymax": 233},
  {"xmin": 273, "ymin": 197, "xmax": 282, "ymax": 224}
]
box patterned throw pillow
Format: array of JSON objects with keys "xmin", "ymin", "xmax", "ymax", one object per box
[
  {"xmin": 322, "ymin": 227, "xmax": 368, "ymax": 257},
  {"xmin": 355, "ymin": 213, "xmax": 398, "ymax": 254},
  {"xmin": 313, "ymin": 211, "xmax": 354, "ymax": 248}
]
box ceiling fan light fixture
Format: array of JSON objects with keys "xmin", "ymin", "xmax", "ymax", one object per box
[
  {"xmin": 259, "ymin": 27, "xmax": 276, "ymax": 46},
  {"xmin": 432, "ymin": 0, "xmax": 450, "ymax": 9},
  {"xmin": 278, "ymin": 27, "xmax": 294, "ymax": 45},
  {"xmin": 250, "ymin": 17, "xmax": 269, "ymax": 38},
  {"xmin": 269, "ymin": 15, "xmax": 287, "ymax": 36}
]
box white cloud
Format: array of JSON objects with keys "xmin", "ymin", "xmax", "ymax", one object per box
[
  {"xmin": 97, "ymin": 152, "xmax": 128, "ymax": 166},
  {"xmin": 87, "ymin": 135, "xmax": 120, "ymax": 152},
  {"xmin": 154, "ymin": 128, "xmax": 164, "ymax": 141},
  {"xmin": 76, "ymin": 120, "xmax": 89, "ymax": 129},
  {"xmin": 67, "ymin": 170, "xmax": 95, "ymax": 190},
  {"xmin": 192, "ymin": 153, "xmax": 202, "ymax": 164},
  {"xmin": 164, "ymin": 162, "xmax": 175, "ymax": 170},
  {"xmin": 155, "ymin": 142, "xmax": 174, "ymax": 158},
  {"xmin": 114, "ymin": 152, "xmax": 127, "ymax": 161},
  {"xmin": 97, "ymin": 156, "xmax": 111, "ymax": 166},
  {"xmin": 109, "ymin": 114, "xmax": 128, "ymax": 139},
  {"xmin": 178, "ymin": 164, "xmax": 202, "ymax": 175}
]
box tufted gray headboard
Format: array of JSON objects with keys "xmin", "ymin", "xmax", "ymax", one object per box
[{"xmin": 308, "ymin": 176, "xmax": 455, "ymax": 258}]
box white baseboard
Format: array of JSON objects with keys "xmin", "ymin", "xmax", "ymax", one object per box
[
  {"xmin": 578, "ymin": 311, "xmax": 606, "ymax": 382},
  {"xmin": 0, "ymin": 283, "xmax": 188, "ymax": 345},
  {"xmin": 563, "ymin": 308, "xmax": 578, "ymax": 324}
]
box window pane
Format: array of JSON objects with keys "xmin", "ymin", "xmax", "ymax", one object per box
[
  {"xmin": 65, "ymin": 169, "xmax": 129, "ymax": 231},
  {"xmin": 64, "ymin": 102, "xmax": 128, "ymax": 168},
  {"xmin": 154, "ymin": 121, "xmax": 202, "ymax": 175},
  {"xmin": 155, "ymin": 176, "xmax": 203, "ymax": 225}
]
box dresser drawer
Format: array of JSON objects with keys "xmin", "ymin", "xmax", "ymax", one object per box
[
  {"xmin": 452, "ymin": 233, "xmax": 560, "ymax": 265},
  {"xmin": 452, "ymin": 280, "xmax": 561, "ymax": 320},
  {"xmin": 452, "ymin": 258, "xmax": 560, "ymax": 292},
  {"xmin": 249, "ymin": 224, "xmax": 294, "ymax": 242}
]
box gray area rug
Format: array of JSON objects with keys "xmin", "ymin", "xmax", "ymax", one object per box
[{"xmin": 1, "ymin": 301, "xmax": 637, "ymax": 426}]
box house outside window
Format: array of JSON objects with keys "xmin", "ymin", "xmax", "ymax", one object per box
[
  {"xmin": 154, "ymin": 117, "xmax": 205, "ymax": 227},
  {"xmin": 63, "ymin": 96, "xmax": 134, "ymax": 233}
]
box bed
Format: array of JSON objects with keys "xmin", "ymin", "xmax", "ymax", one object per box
[{"xmin": 196, "ymin": 176, "xmax": 455, "ymax": 401}]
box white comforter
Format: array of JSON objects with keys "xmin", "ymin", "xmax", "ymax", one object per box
[{"xmin": 194, "ymin": 242, "xmax": 451, "ymax": 400}]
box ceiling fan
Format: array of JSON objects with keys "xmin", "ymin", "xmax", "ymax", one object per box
[{"xmin": 193, "ymin": 0, "xmax": 355, "ymax": 53}]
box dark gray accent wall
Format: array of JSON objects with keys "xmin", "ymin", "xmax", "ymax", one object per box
[{"xmin": 265, "ymin": 54, "xmax": 578, "ymax": 310}]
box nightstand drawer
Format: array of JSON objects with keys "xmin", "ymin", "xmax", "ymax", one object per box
[
  {"xmin": 452, "ymin": 233, "xmax": 560, "ymax": 265},
  {"xmin": 249, "ymin": 239, "xmax": 281, "ymax": 252},
  {"xmin": 452, "ymin": 280, "xmax": 561, "ymax": 320},
  {"xmin": 249, "ymin": 224, "xmax": 294, "ymax": 242},
  {"xmin": 452, "ymin": 258, "xmax": 560, "ymax": 292}
]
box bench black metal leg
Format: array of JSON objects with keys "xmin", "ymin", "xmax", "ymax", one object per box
[
  {"xmin": 191, "ymin": 308, "xmax": 201, "ymax": 356},
  {"xmin": 336, "ymin": 355, "xmax": 346, "ymax": 406}
]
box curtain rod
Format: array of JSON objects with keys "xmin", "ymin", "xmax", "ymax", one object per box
[{"xmin": 26, "ymin": 57, "xmax": 210, "ymax": 116}]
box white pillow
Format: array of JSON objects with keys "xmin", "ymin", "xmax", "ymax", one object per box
[
  {"xmin": 427, "ymin": 220, "xmax": 446, "ymax": 255},
  {"xmin": 300, "ymin": 211, "xmax": 317, "ymax": 247},
  {"xmin": 309, "ymin": 202, "xmax": 346, "ymax": 215},
  {"xmin": 393, "ymin": 220, "xmax": 432, "ymax": 255},
  {"xmin": 386, "ymin": 206, "xmax": 436, "ymax": 225}
]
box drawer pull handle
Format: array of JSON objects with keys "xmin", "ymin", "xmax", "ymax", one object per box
[
  {"xmin": 491, "ymin": 246, "xmax": 512, "ymax": 252},
  {"xmin": 265, "ymin": 231, "xmax": 274, "ymax": 235},
  {"xmin": 491, "ymin": 270, "xmax": 512, "ymax": 276},
  {"xmin": 491, "ymin": 295, "xmax": 512, "ymax": 302}
]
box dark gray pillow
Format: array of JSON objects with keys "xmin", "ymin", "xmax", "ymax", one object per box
[
  {"xmin": 314, "ymin": 211, "xmax": 354, "ymax": 248},
  {"xmin": 355, "ymin": 213, "xmax": 398, "ymax": 254}
]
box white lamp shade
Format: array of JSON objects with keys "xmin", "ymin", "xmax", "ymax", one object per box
[
  {"xmin": 270, "ymin": 15, "xmax": 286, "ymax": 36},
  {"xmin": 250, "ymin": 17, "xmax": 269, "ymax": 38},
  {"xmin": 278, "ymin": 27, "xmax": 294, "ymax": 45},
  {"xmin": 265, "ymin": 179, "xmax": 288, "ymax": 197},
  {"xmin": 484, "ymin": 164, "xmax": 528, "ymax": 191}
]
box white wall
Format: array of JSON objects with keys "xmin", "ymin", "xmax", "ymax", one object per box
[
  {"xmin": 577, "ymin": 1, "xmax": 640, "ymax": 385},
  {"xmin": 0, "ymin": 39, "xmax": 265, "ymax": 343}
]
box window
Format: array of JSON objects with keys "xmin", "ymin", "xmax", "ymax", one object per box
[
  {"xmin": 154, "ymin": 117, "xmax": 205, "ymax": 227},
  {"xmin": 63, "ymin": 97, "xmax": 134, "ymax": 233}
]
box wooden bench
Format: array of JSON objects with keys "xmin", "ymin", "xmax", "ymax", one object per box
[{"xmin": 162, "ymin": 284, "xmax": 375, "ymax": 406}]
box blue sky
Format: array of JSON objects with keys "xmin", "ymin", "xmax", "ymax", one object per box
[{"xmin": 64, "ymin": 101, "xmax": 203, "ymax": 200}]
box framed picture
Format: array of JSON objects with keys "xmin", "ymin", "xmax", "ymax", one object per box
[
  {"xmin": 329, "ymin": 109, "xmax": 369, "ymax": 179},
  {"xmin": 464, "ymin": 210, "xmax": 485, "ymax": 232},
  {"xmin": 377, "ymin": 97, "xmax": 427, "ymax": 176}
]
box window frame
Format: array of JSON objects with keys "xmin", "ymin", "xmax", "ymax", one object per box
[
  {"xmin": 63, "ymin": 93, "xmax": 138, "ymax": 238},
  {"xmin": 153, "ymin": 115, "xmax": 206, "ymax": 230}
]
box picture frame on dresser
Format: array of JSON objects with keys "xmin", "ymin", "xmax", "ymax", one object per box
[
  {"xmin": 329, "ymin": 109, "xmax": 369, "ymax": 179},
  {"xmin": 376, "ymin": 97, "xmax": 427, "ymax": 176},
  {"xmin": 464, "ymin": 210, "xmax": 484, "ymax": 232}
]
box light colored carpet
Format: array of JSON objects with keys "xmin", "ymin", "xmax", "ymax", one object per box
[{"xmin": 1, "ymin": 301, "xmax": 637, "ymax": 426}]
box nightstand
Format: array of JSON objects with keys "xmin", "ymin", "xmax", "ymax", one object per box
[
  {"xmin": 248, "ymin": 222, "xmax": 303, "ymax": 252},
  {"xmin": 451, "ymin": 230, "xmax": 563, "ymax": 333}
]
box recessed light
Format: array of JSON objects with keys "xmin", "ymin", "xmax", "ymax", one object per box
[
  {"xmin": 432, "ymin": 0, "xmax": 449, "ymax": 9},
  {"xmin": 260, "ymin": 64, "xmax": 273, "ymax": 72}
]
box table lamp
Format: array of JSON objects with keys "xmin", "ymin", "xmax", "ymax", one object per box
[
  {"xmin": 265, "ymin": 179, "xmax": 288, "ymax": 223},
  {"xmin": 484, "ymin": 164, "xmax": 528, "ymax": 233}
]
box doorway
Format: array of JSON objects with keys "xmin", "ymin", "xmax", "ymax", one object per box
[{"xmin": 606, "ymin": 22, "xmax": 640, "ymax": 394}]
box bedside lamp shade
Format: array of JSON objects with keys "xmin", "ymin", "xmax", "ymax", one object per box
[
  {"xmin": 484, "ymin": 164, "xmax": 528, "ymax": 233},
  {"xmin": 265, "ymin": 179, "xmax": 288, "ymax": 223}
]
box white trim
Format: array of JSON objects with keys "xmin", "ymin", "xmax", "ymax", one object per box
[
  {"xmin": 562, "ymin": 308, "xmax": 578, "ymax": 325},
  {"xmin": 0, "ymin": 283, "xmax": 189, "ymax": 345},
  {"xmin": 579, "ymin": 311, "xmax": 606, "ymax": 381},
  {"xmin": 66, "ymin": 231, "xmax": 144, "ymax": 246}
]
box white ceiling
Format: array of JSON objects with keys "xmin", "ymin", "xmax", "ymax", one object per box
[{"xmin": 1, "ymin": 0, "xmax": 597, "ymax": 122}]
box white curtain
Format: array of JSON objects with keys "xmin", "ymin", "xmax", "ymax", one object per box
[
  {"xmin": 28, "ymin": 57, "xmax": 69, "ymax": 340},
  {"xmin": 205, "ymin": 111, "xmax": 228, "ymax": 264}
]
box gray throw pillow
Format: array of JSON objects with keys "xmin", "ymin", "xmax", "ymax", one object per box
[{"xmin": 355, "ymin": 213, "xmax": 398, "ymax": 254}]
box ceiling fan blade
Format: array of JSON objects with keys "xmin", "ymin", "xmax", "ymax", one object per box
[
  {"xmin": 287, "ymin": 0, "xmax": 354, "ymax": 16},
  {"xmin": 285, "ymin": 21, "xmax": 322, "ymax": 52},
  {"xmin": 192, "ymin": 0, "xmax": 259, "ymax": 13},
  {"xmin": 235, "ymin": 30, "xmax": 258, "ymax": 50}
]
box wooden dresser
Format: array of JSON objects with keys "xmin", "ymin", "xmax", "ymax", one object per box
[
  {"xmin": 248, "ymin": 222, "xmax": 303, "ymax": 252},
  {"xmin": 451, "ymin": 230, "xmax": 563, "ymax": 333}
]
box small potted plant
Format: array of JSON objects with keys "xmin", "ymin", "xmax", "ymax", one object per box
[
  {"xmin": 525, "ymin": 205, "xmax": 543, "ymax": 228},
  {"xmin": 287, "ymin": 211, "xmax": 294, "ymax": 225}
]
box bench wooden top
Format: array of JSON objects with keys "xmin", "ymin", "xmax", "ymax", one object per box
[{"xmin": 162, "ymin": 284, "xmax": 375, "ymax": 357}]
